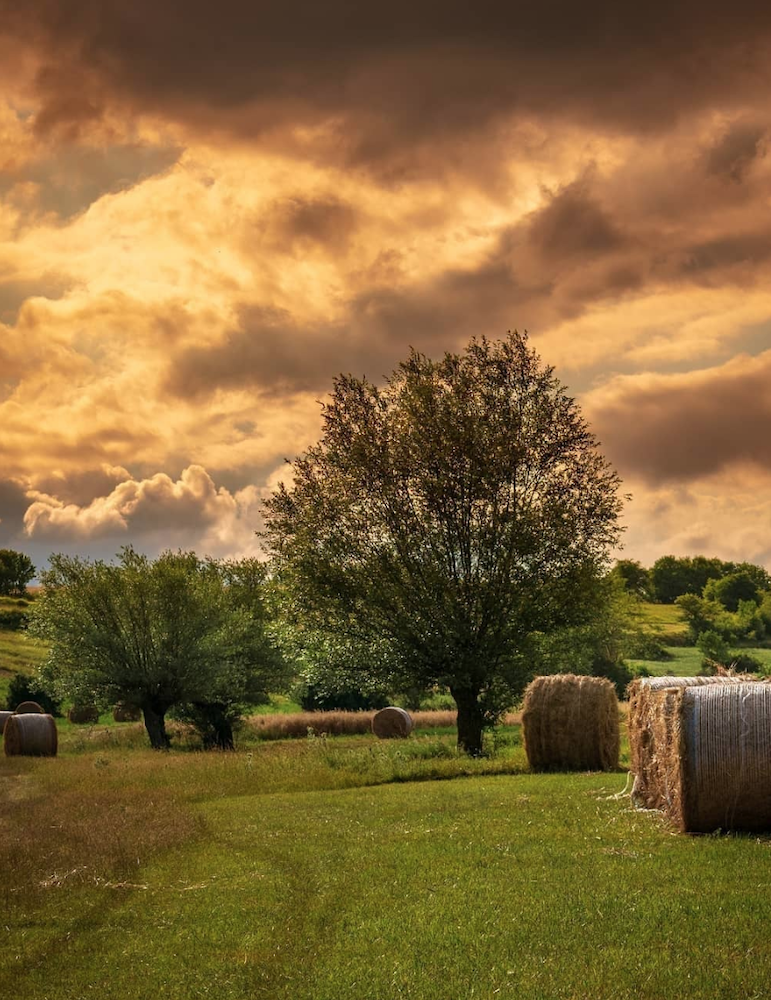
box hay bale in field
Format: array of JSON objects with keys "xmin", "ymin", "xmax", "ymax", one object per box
[
  {"xmin": 627, "ymin": 675, "xmax": 745, "ymax": 808},
  {"xmin": 372, "ymin": 706, "xmax": 413, "ymax": 738},
  {"xmin": 521, "ymin": 674, "xmax": 619, "ymax": 772},
  {"xmin": 649, "ymin": 682, "xmax": 771, "ymax": 832},
  {"xmin": 14, "ymin": 700, "xmax": 44, "ymax": 714},
  {"xmin": 0, "ymin": 710, "xmax": 13, "ymax": 734},
  {"xmin": 68, "ymin": 704, "xmax": 100, "ymax": 724},
  {"xmin": 4, "ymin": 713, "xmax": 58, "ymax": 757},
  {"xmin": 113, "ymin": 703, "xmax": 142, "ymax": 722}
]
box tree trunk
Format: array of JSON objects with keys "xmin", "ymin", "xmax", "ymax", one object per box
[
  {"xmin": 142, "ymin": 702, "xmax": 171, "ymax": 750},
  {"xmin": 451, "ymin": 685, "xmax": 485, "ymax": 756}
]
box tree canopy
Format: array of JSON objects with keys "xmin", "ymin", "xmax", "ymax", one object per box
[
  {"xmin": 29, "ymin": 547, "xmax": 286, "ymax": 749},
  {"xmin": 0, "ymin": 549, "xmax": 35, "ymax": 596},
  {"xmin": 263, "ymin": 332, "xmax": 624, "ymax": 754}
]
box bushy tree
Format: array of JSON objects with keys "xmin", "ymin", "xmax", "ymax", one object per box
[
  {"xmin": 0, "ymin": 549, "xmax": 35, "ymax": 596},
  {"xmin": 650, "ymin": 554, "xmax": 770, "ymax": 604},
  {"xmin": 609, "ymin": 559, "xmax": 651, "ymax": 599},
  {"xmin": 703, "ymin": 571, "xmax": 761, "ymax": 612},
  {"xmin": 5, "ymin": 672, "xmax": 62, "ymax": 716},
  {"xmin": 29, "ymin": 548, "xmax": 286, "ymax": 749},
  {"xmin": 263, "ymin": 332, "xmax": 624, "ymax": 754}
]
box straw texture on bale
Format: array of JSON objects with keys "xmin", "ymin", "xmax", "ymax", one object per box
[
  {"xmin": 372, "ymin": 706, "xmax": 413, "ymax": 738},
  {"xmin": 4, "ymin": 713, "xmax": 58, "ymax": 757},
  {"xmin": 522, "ymin": 674, "xmax": 620, "ymax": 772},
  {"xmin": 113, "ymin": 703, "xmax": 142, "ymax": 722},
  {"xmin": 14, "ymin": 700, "xmax": 44, "ymax": 714},
  {"xmin": 0, "ymin": 710, "xmax": 13, "ymax": 735},
  {"xmin": 627, "ymin": 675, "xmax": 744, "ymax": 809},
  {"xmin": 647, "ymin": 682, "xmax": 771, "ymax": 832},
  {"xmin": 68, "ymin": 704, "xmax": 100, "ymax": 724}
]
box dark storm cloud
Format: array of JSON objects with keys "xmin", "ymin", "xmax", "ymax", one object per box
[
  {"xmin": 587, "ymin": 354, "xmax": 771, "ymax": 484},
  {"xmin": 706, "ymin": 122, "xmax": 767, "ymax": 182},
  {"xmin": 6, "ymin": 1, "xmax": 771, "ymax": 168},
  {"xmin": 0, "ymin": 478, "xmax": 32, "ymax": 544}
]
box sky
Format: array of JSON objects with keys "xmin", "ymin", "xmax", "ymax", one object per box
[{"xmin": 1, "ymin": 1, "xmax": 771, "ymax": 574}]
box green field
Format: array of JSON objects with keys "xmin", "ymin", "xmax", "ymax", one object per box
[
  {"xmin": 3, "ymin": 729, "xmax": 771, "ymax": 1000},
  {"xmin": 5, "ymin": 595, "xmax": 771, "ymax": 999}
]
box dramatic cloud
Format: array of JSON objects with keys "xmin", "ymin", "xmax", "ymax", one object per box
[
  {"xmin": 23, "ymin": 465, "xmax": 270, "ymax": 559},
  {"xmin": 586, "ymin": 351, "xmax": 771, "ymax": 484},
  {"xmin": 1, "ymin": 3, "xmax": 770, "ymax": 569}
]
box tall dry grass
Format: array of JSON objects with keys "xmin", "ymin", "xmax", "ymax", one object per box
[{"xmin": 246, "ymin": 708, "xmax": 522, "ymax": 740}]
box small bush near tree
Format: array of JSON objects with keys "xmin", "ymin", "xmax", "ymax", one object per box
[{"xmin": 6, "ymin": 672, "xmax": 62, "ymax": 716}]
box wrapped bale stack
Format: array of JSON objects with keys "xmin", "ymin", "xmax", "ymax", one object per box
[
  {"xmin": 0, "ymin": 710, "xmax": 13, "ymax": 735},
  {"xmin": 647, "ymin": 682, "xmax": 771, "ymax": 833},
  {"xmin": 627, "ymin": 676, "xmax": 744, "ymax": 809},
  {"xmin": 522, "ymin": 674, "xmax": 620, "ymax": 772}
]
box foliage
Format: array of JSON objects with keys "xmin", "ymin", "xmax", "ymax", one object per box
[
  {"xmin": 676, "ymin": 591, "xmax": 769, "ymax": 644},
  {"xmin": 0, "ymin": 608, "xmax": 29, "ymax": 630},
  {"xmin": 0, "ymin": 549, "xmax": 35, "ymax": 596},
  {"xmin": 528, "ymin": 579, "xmax": 648, "ymax": 696},
  {"xmin": 650, "ymin": 554, "xmax": 770, "ymax": 604},
  {"xmin": 263, "ymin": 332, "xmax": 624, "ymax": 754},
  {"xmin": 5, "ymin": 670, "xmax": 62, "ymax": 716},
  {"xmin": 609, "ymin": 558, "xmax": 651, "ymax": 599},
  {"xmin": 29, "ymin": 547, "xmax": 287, "ymax": 749},
  {"xmin": 696, "ymin": 629, "xmax": 731, "ymax": 669},
  {"xmin": 293, "ymin": 681, "xmax": 389, "ymax": 712},
  {"xmin": 727, "ymin": 651, "xmax": 762, "ymax": 674},
  {"xmin": 703, "ymin": 570, "xmax": 761, "ymax": 612}
]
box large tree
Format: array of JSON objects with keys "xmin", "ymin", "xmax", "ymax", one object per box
[
  {"xmin": 30, "ymin": 547, "xmax": 286, "ymax": 749},
  {"xmin": 263, "ymin": 332, "xmax": 624, "ymax": 754}
]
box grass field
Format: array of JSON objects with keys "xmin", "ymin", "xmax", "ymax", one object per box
[{"xmin": 3, "ymin": 726, "xmax": 771, "ymax": 1000}]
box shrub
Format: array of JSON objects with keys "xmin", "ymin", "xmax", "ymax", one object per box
[
  {"xmin": 727, "ymin": 652, "xmax": 763, "ymax": 674},
  {"xmin": 0, "ymin": 609, "xmax": 29, "ymax": 630},
  {"xmin": 293, "ymin": 681, "xmax": 390, "ymax": 713},
  {"xmin": 6, "ymin": 673, "xmax": 62, "ymax": 716},
  {"xmin": 591, "ymin": 655, "xmax": 634, "ymax": 699},
  {"xmin": 697, "ymin": 629, "xmax": 730, "ymax": 668}
]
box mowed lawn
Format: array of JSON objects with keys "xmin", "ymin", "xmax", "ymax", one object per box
[{"xmin": 4, "ymin": 731, "xmax": 771, "ymax": 1000}]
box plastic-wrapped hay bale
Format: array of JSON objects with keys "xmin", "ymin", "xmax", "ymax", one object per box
[
  {"xmin": 0, "ymin": 710, "xmax": 13, "ymax": 734},
  {"xmin": 522, "ymin": 674, "xmax": 619, "ymax": 771},
  {"xmin": 651, "ymin": 682, "xmax": 771, "ymax": 832},
  {"xmin": 113, "ymin": 703, "xmax": 142, "ymax": 722},
  {"xmin": 14, "ymin": 700, "xmax": 44, "ymax": 714},
  {"xmin": 4, "ymin": 713, "xmax": 58, "ymax": 757},
  {"xmin": 372, "ymin": 706, "xmax": 413, "ymax": 738},
  {"xmin": 627, "ymin": 676, "xmax": 744, "ymax": 809}
]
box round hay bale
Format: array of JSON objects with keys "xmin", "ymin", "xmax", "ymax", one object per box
[
  {"xmin": 522, "ymin": 674, "xmax": 619, "ymax": 772},
  {"xmin": 68, "ymin": 704, "xmax": 100, "ymax": 724},
  {"xmin": 113, "ymin": 703, "xmax": 142, "ymax": 722},
  {"xmin": 4, "ymin": 713, "xmax": 58, "ymax": 757},
  {"xmin": 0, "ymin": 710, "xmax": 13, "ymax": 735},
  {"xmin": 372, "ymin": 706, "xmax": 413, "ymax": 738},
  {"xmin": 650, "ymin": 682, "xmax": 771, "ymax": 833},
  {"xmin": 627, "ymin": 675, "xmax": 745, "ymax": 809},
  {"xmin": 14, "ymin": 700, "xmax": 44, "ymax": 714}
]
